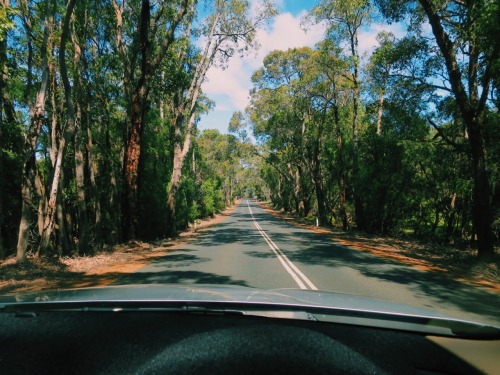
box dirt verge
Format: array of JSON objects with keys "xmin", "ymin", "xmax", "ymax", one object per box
[{"xmin": 0, "ymin": 201, "xmax": 240, "ymax": 296}]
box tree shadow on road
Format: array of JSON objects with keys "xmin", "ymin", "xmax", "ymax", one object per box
[
  {"xmin": 141, "ymin": 253, "xmax": 211, "ymax": 269},
  {"xmin": 192, "ymin": 225, "xmax": 263, "ymax": 248},
  {"xmin": 267, "ymin": 230, "xmax": 500, "ymax": 324},
  {"xmin": 114, "ymin": 270, "xmax": 249, "ymax": 287}
]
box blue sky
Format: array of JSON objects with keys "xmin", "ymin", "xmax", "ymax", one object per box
[{"xmin": 197, "ymin": 0, "xmax": 405, "ymax": 134}]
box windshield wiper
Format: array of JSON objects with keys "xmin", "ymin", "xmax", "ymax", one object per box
[{"xmin": 2, "ymin": 300, "xmax": 499, "ymax": 340}]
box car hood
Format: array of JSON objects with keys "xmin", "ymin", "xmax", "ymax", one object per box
[{"xmin": 1, "ymin": 284, "xmax": 499, "ymax": 339}]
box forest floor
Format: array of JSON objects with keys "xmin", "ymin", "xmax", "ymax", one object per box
[{"xmin": 1, "ymin": 200, "xmax": 498, "ymax": 296}]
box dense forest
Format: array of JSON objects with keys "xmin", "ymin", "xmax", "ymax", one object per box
[{"xmin": 0, "ymin": 0, "xmax": 498, "ymax": 263}]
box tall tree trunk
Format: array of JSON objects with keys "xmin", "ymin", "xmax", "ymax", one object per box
[
  {"xmin": 333, "ymin": 102, "xmax": 348, "ymax": 230},
  {"xmin": 37, "ymin": 0, "xmax": 77, "ymax": 256},
  {"xmin": 313, "ymin": 158, "xmax": 328, "ymax": 226},
  {"xmin": 311, "ymin": 117, "xmax": 327, "ymax": 226},
  {"xmin": 123, "ymin": 79, "xmax": 149, "ymax": 239},
  {"xmin": 469, "ymin": 121, "xmax": 493, "ymax": 258},
  {"xmin": 87, "ymin": 103, "xmax": 102, "ymax": 250},
  {"xmin": 55, "ymin": 167, "xmax": 72, "ymax": 256},
  {"xmin": 419, "ymin": 0, "xmax": 494, "ymax": 259},
  {"xmin": 376, "ymin": 88, "xmax": 385, "ymax": 136},
  {"xmin": 122, "ymin": 0, "xmax": 150, "ymax": 240},
  {"xmin": 74, "ymin": 103, "xmax": 89, "ymax": 254},
  {"xmin": 105, "ymin": 117, "xmax": 119, "ymax": 244},
  {"xmin": 376, "ymin": 64, "xmax": 389, "ymax": 137},
  {"xmin": 72, "ymin": 28, "xmax": 89, "ymax": 255},
  {"xmin": 349, "ymin": 28, "xmax": 366, "ymax": 231},
  {"xmin": 116, "ymin": 0, "xmax": 190, "ymax": 240},
  {"xmin": 166, "ymin": 114, "xmax": 194, "ymax": 236},
  {"xmin": 164, "ymin": 9, "xmax": 223, "ymax": 236},
  {"xmin": 16, "ymin": 0, "xmax": 51, "ymax": 262}
]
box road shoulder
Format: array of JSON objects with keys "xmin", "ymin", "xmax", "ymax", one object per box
[
  {"xmin": 256, "ymin": 201, "xmax": 499, "ymax": 293},
  {"xmin": 0, "ymin": 201, "xmax": 242, "ymax": 295}
]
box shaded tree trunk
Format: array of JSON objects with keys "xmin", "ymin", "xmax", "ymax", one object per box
[
  {"xmin": 37, "ymin": 0, "xmax": 77, "ymax": 256},
  {"xmin": 311, "ymin": 117, "xmax": 328, "ymax": 226},
  {"xmin": 73, "ymin": 29, "xmax": 89, "ymax": 254},
  {"xmin": 55, "ymin": 167, "xmax": 72, "ymax": 256},
  {"xmin": 74, "ymin": 103, "xmax": 89, "ymax": 254},
  {"xmin": 16, "ymin": 0, "xmax": 52, "ymax": 262},
  {"xmin": 419, "ymin": 0, "xmax": 494, "ymax": 259},
  {"xmin": 349, "ymin": 25, "xmax": 366, "ymax": 231},
  {"xmin": 333, "ymin": 101, "xmax": 348, "ymax": 230},
  {"xmin": 115, "ymin": 0, "xmax": 190, "ymax": 240},
  {"xmin": 87, "ymin": 102, "xmax": 102, "ymax": 250}
]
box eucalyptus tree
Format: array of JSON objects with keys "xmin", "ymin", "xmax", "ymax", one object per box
[
  {"xmin": 36, "ymin": 0, "xmax": 78, "ymax": 256},
  {"xmin": 250, "ymin": 47, "xmax": 341, "ymax": 223},
  {"xmin": 306, "ymin": 0, "xmax": 372, "ymax": 230},
  {"xmin": 111, "ymin": 0, "xmax": 193, "ymax": 239},
  {"xmin": 376, "ymin": 0, "xmax": 499, "ymax": 259},
  {"xmin": 249, "ymin": 48, "xmax": 314, "ymax": 215},
  {"xmin": 164, "ymin": 0, "xmax": 277, "ymax": 236},
  {"xmin": 15, "ymin": 0, "xmax": 55, "ymax": 262},
  {"xmin": 315, "ymin": 39, "xmax": 351, "ymax": 229},
  {"xmin": 366, "ymin": 31, "xmax": 396, "ymax": 136}
]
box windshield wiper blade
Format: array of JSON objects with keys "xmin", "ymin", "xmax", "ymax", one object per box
[{"xmin": 2, "ymin": 299, "xmax": 498, "ymax": 340}]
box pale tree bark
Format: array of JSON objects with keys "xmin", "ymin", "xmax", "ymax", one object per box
[
  {"xmin": 16, "ymin": 0, "xmax": 52, "ymax": 262},
  {"xmin": 165, "ymin": 15, "xmax": 219, "ymax": 235},
  {"xmin": 285, "ymin": 162, "xmax": 302, "ymax": 215},
  {"xmin": 376, "ymin": 81, "xmax": 386, "ymax": 136},
  {"xmin": 312, "ymin": 137, "xmax": 328, "ymax": 226},
  {"xmin": 37, "ymin": 0, "xmax": 77, "ymax": 256},
  {"xmin": 49, "ymin": 61, "xmax": 72, "ymax": 255},
  {"xmin": 375, "ymin": 57, "xmax": 390, "ymax": 136},
  {"xmin": 166, "ymin": 111, "xmax": 196, "ymax": 235},
  {"xmin": 74, "ymin": 104, "xmax": 89, "ymax": 254}
]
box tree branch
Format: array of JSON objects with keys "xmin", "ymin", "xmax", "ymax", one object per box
[{"xmin": 428, "ymin": 118, "xmax": 467, "ymax": 152}]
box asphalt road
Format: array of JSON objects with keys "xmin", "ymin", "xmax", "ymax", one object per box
[{"xmin": 117, "ymin": 200, "xmax": 500, "ymax": 326}]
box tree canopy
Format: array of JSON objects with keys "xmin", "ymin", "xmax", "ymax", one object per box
[{"xmin": 0, "ymin": 0, "xmax": 498, "ymax": 262}]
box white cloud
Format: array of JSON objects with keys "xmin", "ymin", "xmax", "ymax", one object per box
[
  {"xmin": 200, "ymin": 11, "xmax": 326, "ymax": 132},
  {"xmin": 358, "ymin": 22, "xmax": 406, "ymax": 55},
  {"xmin": 247, "ymin": 11, "xmax": 326, "ymax": 69},
  {"xmin": 199, "ymin": 11, "xmax": 411, "ymax": 133}
]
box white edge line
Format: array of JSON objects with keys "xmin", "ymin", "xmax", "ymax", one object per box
[{"xmin": 247, "ymin": 200, "xmax": 318, "ymax": 291}]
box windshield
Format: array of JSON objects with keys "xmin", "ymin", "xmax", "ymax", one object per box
[{"xmin": 0, "ymin": 0, "xmax": 498, "ymax": 330}]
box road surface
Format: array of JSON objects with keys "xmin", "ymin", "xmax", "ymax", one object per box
[{"xmin": 116, "ymin": 200, "xmax": 500, "ymax": 326}]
